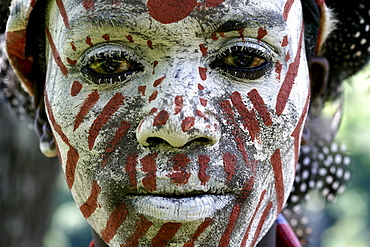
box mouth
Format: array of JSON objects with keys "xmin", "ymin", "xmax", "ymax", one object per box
[{"xmin": 125, "ymin": 193, "xmax": 234, "ymax": 222}]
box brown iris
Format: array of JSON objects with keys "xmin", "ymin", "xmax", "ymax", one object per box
[
  {"xmin": 89, "ymin": 58, "xmax": 132, "ymax": 74},
  {"xmin": 222, "ymin": 54, "xmax": 266, "ymax": 68}
]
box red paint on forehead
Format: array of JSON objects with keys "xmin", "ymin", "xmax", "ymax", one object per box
[
  {"xmin": 153, "ymin": 110, "xmax": 169, "ymax": 126},
  {"xmin": 250, "ymin": 201, "xmax": 273, "ymax": 246},
  {"xmin": 283, "ymin": 0, "xmax": 295, "ymax": 21},
  {"xmin": 199, "ymin": 98, "xmax": 208, "ymax": 106},
  {"xmin": 153, "ymin": 76, "xmax": 165, "ymax": 87},
  {"xmin": 86, "ymin": 36, "xmax": 93, "ymax": 46},
  {"xmin": 257, "ymin": 27, "xmax": 267, "ymax": 40},
  {"xmin": 70, "ymin": 41, "xmax": 76, "ymax": 51},
  {"xmin": 126, "ymin": 35, "xmax": 134, "ymax": 43},
  {"xmin": 74, "ymin": 90, "xmax": 100, "ymax": 130},
  {"xmin": 270, "ymin": 149, "xmax": 285, "ymax": 215},
  {"xmin": 168, "ymin": 153, "xmax": 191, "ymax": 185},
  {"xmin": 199, "ymin": 44, "xmax": 208, "ymax": 56},
  {"xmin": 223, "ymin": 152, "xmax": 236, "ymax": 182},
  {"xmin": 183, "ymin": 218, "xmax": 213, "ymax": 247},
  {"xmin": 125, "ymin": 153, "xmax": 138, "ymax": 189},
  {"xmin": 147, "ymin": 40, "xmax": 154, "ymax": 50},
  {"xmin": 276, "ymin": 25, "xmax": 304, "ymax": 116},
  {"xmin": 151, "ymin": 222, "xmax": 182, "ymax": 246},
  {"xmin": 88, "ymin": 93, "xmax": 125, "ymax": 150},
  {"xmin": 101, "ymin": 202, "xmax": 128, "ymax": 243},
  {"xmin": 149, "ymin": 90, "xmax": 158, "ymax": 102},
  {"xmin": 181, "ymin": 116, "xmax": 195, "ymax": 132},
  {"xmin": 248, "ymin": 89, "xmax": 272, "ymax": 126},
  {"xmin": 82, "ymin": 0, "xmax": 95, "ymax": 10},
  {"xmin": 123, "ymin": 215, "xmax": 153, "ymax": 246},
  {"xmin": 198, "ymin": 67, "xmax": 207, "ymax": 81},
  {"xmin": 141, "ymin": 153, "xmax": 158, "ymax": 192},
  {"xmin": 146, "ymin": 0, "xmax": 197, "ymax": 24},
  {"xmin": 102, "ymin": 34, "xmax": 110, "ymax": 41},
  {"xmin": 198, "ymin": 155, "xmax": 211, "ymax": 185},
  {"xmin": 138, "ymin": 85, "xmax": 146, "ymax": 96},
  {"xmin": 71, "ymin": 81, "xmax": 82, "ymax": 97},
  {"xmin": 46, "ymin": 28, "xmax": 68, "ymax": 76},
  {"xmin": 80, "ymin": 180, "xmax": 101, "ymax": 219},
  {"xmin": 67, "ymin": 57, "xmax": 77, "ymax": 65},
  {"xmin": 152, "ymin": 61, "xmax": 159, "ymax": 74},
  {"xmin": 56, "ymin": 0, "xmax": 70, "ymax": 29},
  {"xmin": 240, "ymin": 190, "xmax": 267, "ymax": 246},
  {"xmin": 174, "ymin": 96, "xmax": 183, "ymax": 115}
]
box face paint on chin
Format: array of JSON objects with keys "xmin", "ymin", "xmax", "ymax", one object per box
[{"xmin": 44, "ymin": 0, "xmax": 309, "ymax": 246}]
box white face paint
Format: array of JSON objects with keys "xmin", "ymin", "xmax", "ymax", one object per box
[{"xmin": 45, "ymin": 0, "xmax": 309, "ymax": 246}]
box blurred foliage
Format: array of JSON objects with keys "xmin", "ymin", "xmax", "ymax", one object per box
[{"xmin": 44, "ymin": 67, "xmax": 370, "ymax": 247}]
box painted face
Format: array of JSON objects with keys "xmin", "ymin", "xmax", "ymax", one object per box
[{"xmin": 45, "ymin": 0, "xmax": 309, "ymax": 246}]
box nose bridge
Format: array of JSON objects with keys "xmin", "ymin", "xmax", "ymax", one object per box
[{"xmin": 136, "ymin": 73, "xmax": 220, "ymax": 148}]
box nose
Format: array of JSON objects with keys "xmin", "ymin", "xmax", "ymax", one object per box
[{"xmin": 136, "ymin": 109, "xmax": 221, "ymax": 148}]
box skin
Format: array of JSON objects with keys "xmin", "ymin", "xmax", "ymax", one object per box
[{"xmin": 44, "ymin": 0, "xmax": 310, "ymax": 246}]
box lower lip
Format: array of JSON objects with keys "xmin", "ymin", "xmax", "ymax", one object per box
[{"xmin": 126, "ymin": 194, "xmax": 234, "ymax": 222}]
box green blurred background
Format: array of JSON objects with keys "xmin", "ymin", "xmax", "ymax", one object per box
[{"xmin": 42, "ymin": 67, "xmax": 370, "ymax": 247}]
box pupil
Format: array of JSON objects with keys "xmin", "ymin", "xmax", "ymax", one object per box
[
  {"xmin": 233, "ymin": 54, "xmax": 253, "ymax": 67},
  {"xmin": 101, "ymin": 60, "xmax": 120, "ymax": 73}
]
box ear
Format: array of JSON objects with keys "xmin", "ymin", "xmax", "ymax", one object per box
[
  {"xmin": 309, "ymin": 56, "xmax": 329, "ymax": 101},
  {"xmin": 35, "ymin": 98, "xmax": 57, "ymax": 158}
]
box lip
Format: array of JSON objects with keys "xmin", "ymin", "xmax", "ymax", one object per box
[{"xmin": 125, "ymin": 194, "xmax": 234, "ymax": 222}]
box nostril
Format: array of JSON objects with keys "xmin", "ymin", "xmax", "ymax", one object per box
[{"xmin": 145, "ymin": 136, "xmax": 214, "ymax": 148}]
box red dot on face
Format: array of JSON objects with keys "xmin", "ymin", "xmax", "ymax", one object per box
[
  {"xmin": 126, "ymin": 35, "xmax": 134, "ymax": 43},
  {"xmin": 146, "ymin": 0, "xmax": 197, "ymax": 24},
  {"xmin": 71, "ymin": 81, "xmax": 82, "ymax": 97},
  {"xmin": 147, "ymin": 40, "xmax": 154, "ymax": 50},
  {"xmin": 102, "ymin": 34, "xmax": 110, "ymax": 41}
]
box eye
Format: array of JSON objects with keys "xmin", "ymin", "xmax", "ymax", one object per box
[
  {"xmin": 81, "ymin": 47, "xmax": 144, "ymax": 84},
  {"xmin": 210, "ymin": 45, "xmax": 272, "ymax": 80}
]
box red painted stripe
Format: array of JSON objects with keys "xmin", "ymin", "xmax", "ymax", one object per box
[
  {"xmin": 74, "ymin": 90, "xmax": 100, "ymax": 130},
  {"xmin": 198, "ymin": 67, "xmax": 207, "ymax": 80},
  {"xmin": 199, "ymin": 44, "xmax": 208, "ymax": 56},
  {"xmin": 247, "ymin": 89, "xmax": 272, "ymax": 126},
  {"xmin": 149, "ymin": 90, "xmax": 158, "ymax": 102},
  {"xmin": 219, "ymin": 178, "xmax": 255, "ymax": 247},
  {"xmin": 271, "ymin": 149, "xmax": 285, "ymax": 214},
  {"xmin": 240, "ymin": 190, "xmax": 267, "ymax": 246},
  {"xmin": 283, "ymin": 0, "xmax": 295, "ymax": 21},
  {"xmin": 82, "ymin": 0, "xmax": 94, "ymax": 10},
  {"xmin": 181, "ymin": 116, "xmax": 195, "ymax": 132},
  {"xmin": 250, "ymin": 201, "xmax": 273, "ymax": 246},
  {"xmin": 153, "ymin": 110, "xmax": 169, "ymax": 126},
  {"xmin": 123, "ymin": 215, "xmax": 153, "ymax": 246},
  {"xmin": 56, "ymin": 0, "xmax": 70, "ymax": 29},
  {"xmin": 167, "ymin": 153, "xmax": 191, "ymax": 185},
  {"xmin": 71, "ymin": 81, "xmax": 82, "ymax": 97},
  {"xmin": 80, "ymin": 180, "xmax": 101, "ymax": 218},
  {"xmin": 141, "ymin": 153, "xmax": 158, "ymax": 192},
  {"xmin": 276, "ymin": 25, "xmax": 304, "ymax": 116},
  {"xmin": 153, "ymin": 76, "xmax": 165, "ymax": 87},
  {"xmin": 101, "ymin": 202, "xmax": 129, "ymax": 243},
  {"xmin": 223, "ymin": 152, "xmax": 236, "ymax": 182},
  {"xmin": 230, "ymin": 91, "xmax": 260, "ymax": 141},
  {"xmin": 45, "ymin": 92, "xmax": 78, "ymax": 189},
  {"xmin": 125, "ymin": 153, "xmax": 138, "ymax": 189},
  {"xmin": 138, "ymin": 85, "xmax": 146, "ymax": 96},
  {"xmin": 291, "ymin": 92, "xmax": 310, "ymax": 166},
  {"xmin": 198, "ymin": 155, "xmax": 210, "ymax": 185},
  {"xmin": 174, "ymin": 96, "xmax": 183, "ymax": 115},
  {"xmin": 88, "ymin": 93, "xmax": 125, "ymax": 150},
  {"xmin": 102, "ymin": 120, "xmax": 131, "ymax": 168},
  {"xmin": 183, "ymin": 218, "xmax": 212, "ymax": 247},
  {"xmin": 151, "ymin": 222, "xmax": 182, "ymax": 247},
  {"xmin": 46, "ymin": 28, "xmax": 68, "ymax": 75}
]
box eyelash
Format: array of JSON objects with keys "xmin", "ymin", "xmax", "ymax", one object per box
[
  {"xmin": 81, "ymin": 49, "xmax": 144, "ymax": 85},
  {"xmin": 209, "ymin": 43, "xmax": 273, "ymax": 80}
]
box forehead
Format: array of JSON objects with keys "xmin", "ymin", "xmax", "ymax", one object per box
[{"xmin": 49, "ymin": 0, "xmax": 290, "ymax": 35}]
